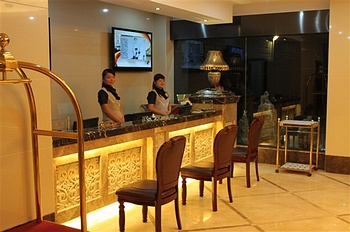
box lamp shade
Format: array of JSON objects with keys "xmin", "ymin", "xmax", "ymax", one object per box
[{"xmin": 200, "ymin": 50, "xmax": 229, "ymax": 71}]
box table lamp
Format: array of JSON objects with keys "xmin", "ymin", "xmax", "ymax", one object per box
[{"xmin": 200, "ymin": 50, "xmax": 229, "ymax": 89}]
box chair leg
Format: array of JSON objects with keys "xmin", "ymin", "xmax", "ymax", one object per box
[
  {"xmin": 118, "ymin": 201, "xmax": 125, "ymax": 232},
  {"xmin": 182, "ymin": 177, "xmax": 187, "ymax": 205},
  {"xmin": 227, "ymin": 176, "xmax": 233, "ymax": 203},
  {"xmin": 230, "ymin": 162, "xmax": 234, "ymax": 178},
  {"xmin": 212, "ymin": 178, "xmax": 217, "ymax": 211},
  {"xmin": 255, "ymin": 157, "xmax": 260, "ymax": 181},
  {"xmin": 174, "ymin": 196, "xmax": 182, "ymax": 229},
  {"xmin": 246, "ymin": 161, "xmax": 251, "ymax": 188},
  {"xmin": 155, "ymin": 203, "xmax": 161, "ymax": 232},
  {"xmin": 142, "ymin": 205, "xmax": 148, "ymax": 222},
  {"xmin": 199, "ymin": 180, "xmax": 204, "ymax": 197}
]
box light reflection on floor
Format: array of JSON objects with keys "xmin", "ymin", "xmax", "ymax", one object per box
[{"xmin": 63, "ymin": 163, "xmax": 350, "ymax": 232}]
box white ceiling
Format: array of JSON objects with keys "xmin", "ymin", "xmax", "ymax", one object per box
[{"xmin": 100, "ymin": 0, "xmax": 329, "ymax": 25}]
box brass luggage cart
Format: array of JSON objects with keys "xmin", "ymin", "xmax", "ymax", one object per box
[{"xmin": 1, "ymin": 33, "xmax": 87, "ymax": 231}]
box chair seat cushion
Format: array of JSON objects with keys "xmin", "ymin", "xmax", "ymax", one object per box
[
  {"xmin": 116, "ymin": 179, "xmax": 157, "ymax": 201},
  {"xmin": 232, "ymin": 147, "xmax": 247, "ymax": 155},
  {"xmin": 181, "ymin": 161, "xmax": 214, "ymax": 179},
  {"xmin": 232, "ymin": 147, "xmax": 248, "ymax": 161},
  {"xmin": 232, "ymin": 146, "xmax": 258, "ymax": 162}
]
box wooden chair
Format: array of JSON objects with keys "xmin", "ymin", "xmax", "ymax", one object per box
[
  {"xmin": 231, "ymin": 116, "xmax": 265, "ymax": 188},
  {"xmin": 180, "ymin": 125, "xmax": 238, "ymax": 211},
  {"xmin": 115, "ymin": 136, "xmax": 186, "ymax": 232}
]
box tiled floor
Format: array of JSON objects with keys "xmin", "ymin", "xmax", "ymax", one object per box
[{"xmin": 70, "ymin": 163, "xmax": 350, "ymax": 231}]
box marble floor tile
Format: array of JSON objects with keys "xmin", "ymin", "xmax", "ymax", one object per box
[
  {"xmin": 231, "ymin": 192, "xmax": 330, "ymax": 224},
  {"xmin": 259, "ymin": 216, "xmax": 350, "ymax": 232},
  {"xmin": 262, "ymin": 172, "xmax": 348, "ymax": 192},
  {"xmin": 294, "ymin": 187, "xmax": 350, "ymax": 215},
  {"xmin": 339, "ymin": 215, "xmax": 350, "ymax": 224},
  {"xmin": 320, "ymin": 171, "xmax": 350, "ymax": 185},
  {"xmin": 66, "ymin": 163, "xmax": 350, "ymax": 232}
]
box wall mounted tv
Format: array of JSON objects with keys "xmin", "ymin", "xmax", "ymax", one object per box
[{"xmin": 112, "ymin": 27, "xmax": 152, "ymax": 71}]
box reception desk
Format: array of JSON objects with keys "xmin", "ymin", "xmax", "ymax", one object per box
[
  {"xmin": 53, "ymin": 111, "xmax": 224, "ymax": 223},
  {"xmin": 189, "ymin": 89, "xmax": 240, "ymax": 126}
]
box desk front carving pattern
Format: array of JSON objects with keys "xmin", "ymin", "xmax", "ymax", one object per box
[
  {"xmin": 194, "ymin": 128, "xmax": 214, "ymax": 162},
  {"xmin": 56, "ymin": 157, "xmax": 100, "ymax": 218},
  {"xmin": 53, "ymin": 112, "xmax": 223, "ymax": 223},
  {"xmin": 108, "ymin": 147, "xmax": 142, "ymax": 194},
  {"xmin": 181, "ymin": 135, "xmax": 191, "ymax": 166}
]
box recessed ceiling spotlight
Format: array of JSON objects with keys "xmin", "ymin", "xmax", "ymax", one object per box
[
  {"xmin": 102, "ymin": 8, "xmax": 109, "ymax": 13},
  {"xmin": 155, "ymin": 7, "xmax": 160, "ymax": 11},
  {"xmin": 203, "ymin": 19, "xmax": 208, "ymax": 22},
  {"xmin": 29, "ymin": 16, "xmax": 34, "ymax": 20}
]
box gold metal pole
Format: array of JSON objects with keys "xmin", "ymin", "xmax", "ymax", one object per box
[
  {"xmin": 1, "ymin": 33, "xmax": 87, "ymax": 231},
  {"xmin": 276, "ymin": 118, "xmax": 280, "ymax": 172},
  {"xmin": 309, "ymin": 120, "xmax": 314, "ymax": 175},
  {"xmin": 15, "ymin": 67, "xmax": 43, "ymax": 222},
  {"xmin": 284, "ymin": 125, "xmax": 288, "ymax": 164},
  {"xmin": 18, "ymin": 62, "xmax": 87, "ymax": 231},
  {"xmin": 315, "ymin": 117, "xmax": 320, "ymax": 169}
]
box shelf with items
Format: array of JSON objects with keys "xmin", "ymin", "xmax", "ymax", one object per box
[{"xmin": 275, "ymin": 117, "xmax": 320, "ymax": 176}]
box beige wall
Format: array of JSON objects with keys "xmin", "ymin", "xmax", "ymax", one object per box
[
  {"xmin": 49, "ymin": 0, "xmax": 174, "ymax": 128},
  {"xmin": 0, "ymin": 1, "xmax": 174, "ymax": 230},
  {"xmin": 0, "ymin": 0, "xmax": 349, "ymax": 230},
  {"xmin": 326, "ymin": 0, "xmax": 350, "ymax": 158},
  {"xmin": 0, "ymin": 0, "xmax": 53, "ymax": 230},
  {"xmin": 232, "ymin": 0, "xmax": 329, "ymax": 16}
]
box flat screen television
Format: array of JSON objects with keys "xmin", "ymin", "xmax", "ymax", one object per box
[
  {"xmin": 226, "ymin": 45, "xmax": 244, "ymax": 59},
  {"xmin": 112, "ymin": 27, "xmax": 152, "ymax": 71}
]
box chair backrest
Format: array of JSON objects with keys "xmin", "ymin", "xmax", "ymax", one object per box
[
  {"xmin": 214, "ymin": 125, "xmax": 238, "ymax": 173},
  {"xmin": 247, "ymin": 116, "xmax": 265, "ymax": 154},
  {"xmin": 156, "ymin": 136, "xmax": 186, "ymax": 196}
]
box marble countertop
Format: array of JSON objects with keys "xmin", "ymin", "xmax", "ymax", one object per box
[
  {"xmin": 189, "ymin": 89, "xmax": 241, "ymax": 104},
  {"xmin": 53, "ymin": 111, "xmax": 221, "ymax": 147}
]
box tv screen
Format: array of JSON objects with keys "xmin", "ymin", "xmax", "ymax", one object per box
[
  {"xmin": 112, "ymin": 27, "xmax": 152, "ymax": 71},
  {"xmin": 226, "ymin": 45, "xmax": 244, "ymax": 59}
]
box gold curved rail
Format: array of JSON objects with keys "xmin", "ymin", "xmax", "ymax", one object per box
[{"xmin": 1, "ymin": 61, "xmax": 87, "ymax": 231}]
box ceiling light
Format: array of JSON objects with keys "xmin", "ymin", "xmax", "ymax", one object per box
[
  {"xmin": 273, "ymin": 36, "xmax": 279, "ymax": 41},
  {"xmin": 155, "ymin": 7, "xmax": 160, "ymax": 11},
  {"xmin": 102, "ymin": 8, "xmax": 109, "ymax": 13}
]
